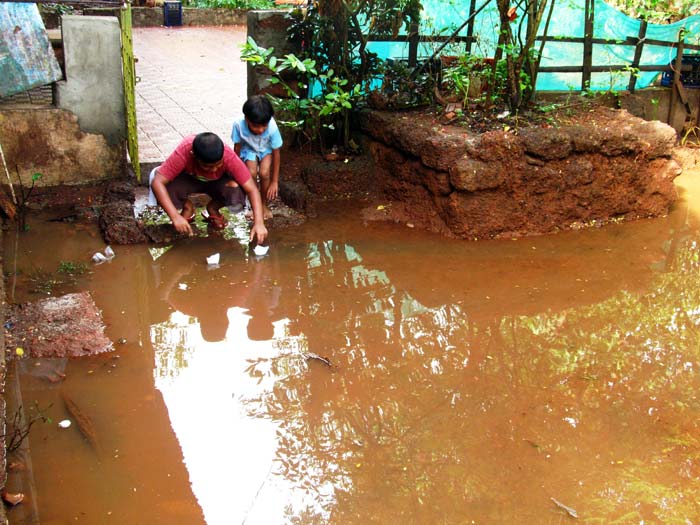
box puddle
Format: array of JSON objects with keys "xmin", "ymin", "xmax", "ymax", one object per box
[{"xmin": 4, "ymin": 169, "xmax": 700, "ymax": 523}]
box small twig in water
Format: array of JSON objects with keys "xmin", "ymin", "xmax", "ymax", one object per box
[
  {"xmin": 551, "ymin": 497, "xmax": 578, "ymax": 519},
  {"xmin": 303, "ymin": 352, "xmax": 333, "ymax": 368},
  {"xmin": 2, "ymin": 402, "xmax": 52, "ymax": 454},
  {"xmin": 62, "ymin": 391, "xmax": 101, "ymax": 456}
]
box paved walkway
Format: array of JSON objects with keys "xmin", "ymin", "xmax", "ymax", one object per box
[{"xmin": 132, "ymin": 26, "xmax": 248, "ymax": 164}]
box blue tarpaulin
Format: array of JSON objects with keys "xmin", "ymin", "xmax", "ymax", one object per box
[
  {"xmin": 366, "ymin": 0, "xmax": 700, "ymax": 91},
  {"xmin": 0, "ymin": 2, "xmax": 62, "ymax": 97}
]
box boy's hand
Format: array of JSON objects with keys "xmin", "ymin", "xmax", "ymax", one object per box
[
  {"xmin": 250, "ymin": 222, "xmax": 268, "ymax": 245},
  {"xmin": 267, "ymin": 181, "xmax": 279, "ymax": 201},
  {"xmin": 172, "ymin": 215, "xmax": 193, "ymax": 236}
]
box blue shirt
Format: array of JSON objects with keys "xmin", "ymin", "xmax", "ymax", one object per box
[{"xmin": 231, "ymin": 116, "xmax": 283, "ymax": 162}]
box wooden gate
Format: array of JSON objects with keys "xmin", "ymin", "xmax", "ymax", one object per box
[{"xmin": 120, "ymin": 3, "xmax": 140, "ymax": 182}]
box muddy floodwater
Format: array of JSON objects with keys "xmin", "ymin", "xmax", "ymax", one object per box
[{"xmin": 4, "ymin": 167, "xmax": 700, "ymax": 524}]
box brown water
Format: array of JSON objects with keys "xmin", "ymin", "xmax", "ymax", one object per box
[{"xmin": 5, "ymin": 168, "xmax": 700, "ymax": 524}]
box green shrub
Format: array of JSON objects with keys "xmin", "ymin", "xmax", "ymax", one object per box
[{"xmin": 185, "ymin": 0, "xmax": 274, "ymax": 9}]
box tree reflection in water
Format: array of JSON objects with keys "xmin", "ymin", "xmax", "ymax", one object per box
[{"xmin": 238, "ymin": 236, "xmax": 700, "ymax": 524}]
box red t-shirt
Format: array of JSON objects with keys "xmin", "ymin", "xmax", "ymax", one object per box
[{"xmin": 158, "ymin": 135, "xmax": 251, "ymax": 184}]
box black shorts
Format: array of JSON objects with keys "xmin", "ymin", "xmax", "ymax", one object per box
[{"xmin": 166, "ymin": 173, "xmax": 246, "ymax": 212}]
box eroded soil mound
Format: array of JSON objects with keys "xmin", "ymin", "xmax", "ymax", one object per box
[
  {"xmin": 5, "ymin": 292, "xmax": 113, "ymax": 358},
  {"xmin": 358, "ymin": 105, "xmax": 682, "ymax": 239}
]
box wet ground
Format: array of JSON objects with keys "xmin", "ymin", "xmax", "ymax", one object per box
[{"xmin": 3, "ymin": 157, "xmax": 700, "ymax": 524}]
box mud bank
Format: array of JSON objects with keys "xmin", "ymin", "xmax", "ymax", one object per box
[{"xmin": 358, "ymin": 107, "xmax": 682, "ymax": 239}]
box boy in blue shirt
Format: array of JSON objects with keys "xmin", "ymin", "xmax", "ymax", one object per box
[{"xmin": 231, "ymin": 96, "xmax": 283, "ymax": 220}]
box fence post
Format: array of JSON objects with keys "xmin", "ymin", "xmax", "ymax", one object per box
[
  {"xmin": 408, "ymin": 22, "xmax": 419, "ymax": 67},
  {"xmin": 466, "ymin": 0, "xmax": 477, "ymax": 55},
  {"xmin": 667, "ymin": 34, "xmax": 685, "ymax": 125},
  {"xmin": 628, "ymin": 20, "xmax": 647, "ymax": 93},
  {"xmin": 582, "ymin": 0, "xmax": 594, "ymax": 90}
]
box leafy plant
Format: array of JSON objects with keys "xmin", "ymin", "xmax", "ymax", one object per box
[
  {"xmin": 650, "ymin": 97, "xmax": 660, "ymax": 120},
  {"xmin": 184, "ymin": 0, "xmax": 273, "ymax": 7},
  {"xmin": 283, "ymin": 0, "xmax": 421, "ymax": 149},
  {"xmin": 241, "ymin": 38, "xmax": 363, "ymax": 152},
  {"xmin": 57, "ymin": 261, "xmax": 88, "ymax": 276},
  {"xmin": 442, "ymin": 58, "xmax": 477, "ymax": 107},
  {"xmin": 14, "ymin": 170, "xmax": 43, "ymax": 231},
  {"xmin": 374, "ymin": 59, "xmax": 435, "ymax": 109},
  {"xmin": 40, "ymin": 3, "xmax": 75, "ymax": 15},
  {"xmin": 28, "ymin": 270, "xmax": 61, "ymax": 295},
  {"xmin": 606, "ymin": 0, "xmax": 699, "ymax": 23},
  {"xmin": 490, "ymin": 0, "xmax": 555, "ymax": 111}
]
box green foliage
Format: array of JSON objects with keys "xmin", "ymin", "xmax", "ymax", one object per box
[
  {"xmin": 28, "ymin": 270, "xmax": 61, "ymax": 295},
  {"xmin": 15, "ymin": 171, "xmax": 43, "ymax": 232},
  {"xmin": 241, "ymin": 37, "xmax": 363, "ymax": 150},
  {"xmin": 27, "ymin": 259, "xmax": 90, "ymax": 295},
  {"xmin": 40, "ymin": 3, "xmax": 75, "ymax": 15},
  {"xmin": 57, "ymin": 261, "xmax": 88, "ymax": 276},
  {"xmin": 442, "ymin": 56, "xmax": 483, "ymax": 106},
  {"xmin": 606, "ymin": 0, "xmax": 699, "ymax": 22},
  {"xmin": 376, "ymin": 59, "xmax": 434, "ymax": 109},
  {"xmin": 185, "ymin": 0, "xmax": 273, "ymax": 8},
  {"xmin": 281, "ymin": 0, "xmax": 421, "ymax": 148}
]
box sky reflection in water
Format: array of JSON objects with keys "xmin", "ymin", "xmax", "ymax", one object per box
[{"xmin": 149, "ymin": 190, "xmax": 700, "ymax": 525}]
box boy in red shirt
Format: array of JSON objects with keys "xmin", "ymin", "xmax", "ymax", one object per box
[{"xmin": 150, "ymin": 132, "xmax": 267, "ymax": 244}]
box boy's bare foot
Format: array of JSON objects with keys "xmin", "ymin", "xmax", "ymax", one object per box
[{"xmin": 263, "ymin": 205, "xmax": 273, "ymax": 220}]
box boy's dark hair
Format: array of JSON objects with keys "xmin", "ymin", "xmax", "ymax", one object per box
[
  {"xmin": 192, "ymin": 132, "xmax": 224, "ymax": 164},
  {"xmin": 242, "ymin": 95, "xmax": 274, "ymax": 125}
]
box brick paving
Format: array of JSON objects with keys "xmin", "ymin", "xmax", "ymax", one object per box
[{"xmin": 132, "ymin": 26, "xmax": 249, "ymax": 164}]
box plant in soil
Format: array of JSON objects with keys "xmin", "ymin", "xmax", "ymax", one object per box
[
  {"xmin": 241, "ymin": 38, "xmax": 363, "ymax": 153},
  {"xmin": 13, "ymin": 170, "xmax": 43, "ymax": 232},
  {"xmin": 27, "ymin": 269, "xmax": 62, "ymax": 296},
  {"xmin": 243, "ymin": 0, "xmax": 421, "ymax": 153},
  {"xmin": 57, "ymin": 261, "xmax": 88, "ymax": 276},
  {"xmin": 184, "ymin": 0, "xmax": 273, "ymax": 8}
]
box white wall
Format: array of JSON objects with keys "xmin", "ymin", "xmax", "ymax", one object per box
[{"xmin": 55, "ymin": 15, "xmax": 125, "ymax": 146}]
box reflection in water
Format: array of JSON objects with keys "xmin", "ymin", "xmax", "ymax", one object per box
[
  {"xmin": 237, "ymin": 236, "xmax": 699, "ymax": 523},
  {"xmin": 6, "ymin": 168, "xmax": 700, "ymax": 524}
]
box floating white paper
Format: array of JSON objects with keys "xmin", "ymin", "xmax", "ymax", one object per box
[
  {"xmin": 58, "ymin": 419, "xmax": 72, "ymax": 429},
  {"xmin": 92, "ymin": 245, "xmax": 116, "ymax": 264},
  {"xmin": 253, "ymin": 245, "xmax": 269, "ymax": 256},
  {"xmin": 206, "ymin": 253, "xmax": 220, "ymax": 265}
]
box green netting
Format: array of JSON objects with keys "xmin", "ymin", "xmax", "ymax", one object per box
[{"xmin": 365, "ymin": 0, "xmax": 700, "ymax": 91}]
